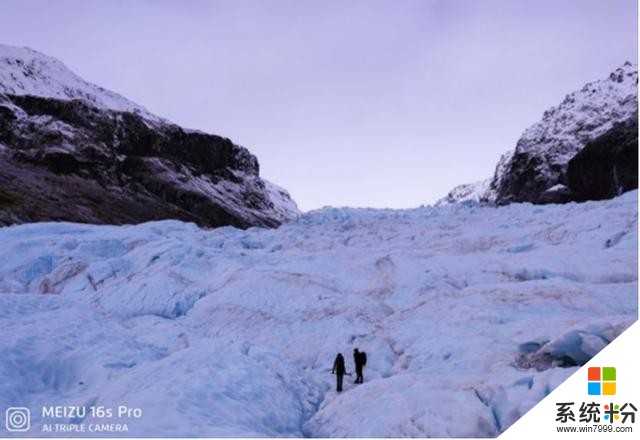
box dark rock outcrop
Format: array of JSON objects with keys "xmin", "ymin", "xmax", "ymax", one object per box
[
  {"xmin": 438, "ymin": 62, "xmax": 638, "ymax": 206},
  {"xmin": 0, "ymin": 94, "xmax": 297, "ymax": 228},
  {"xmin": 493, "ymin": 151, "xmax": 557, "ymax": 205},
  {"xmin": 567, "ymin": 115, "xmax": 638, "ymax": 201},
  {"xmin": 492, "ymin": 63, "xmax": 638, "ymax": 205},
  {"xmin": 0, "ymin": 45, "xmax": 298, "ymax": 229}
]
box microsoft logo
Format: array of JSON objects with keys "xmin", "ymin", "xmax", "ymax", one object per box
[{"xmin": 588, "ymin": 367, "xmax": 616, "ymax": 395}]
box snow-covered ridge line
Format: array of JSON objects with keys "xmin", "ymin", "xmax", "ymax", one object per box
[
  {"xmin": 0, "ymin": 44, "xmax": 163, "ymax": 123},
  {"xmin": 518, "ymin": 61, "xmax": 637, "ymax": 160}
]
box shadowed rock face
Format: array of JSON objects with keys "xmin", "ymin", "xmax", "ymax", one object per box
[
  {"xmin": 438, "ymin": 63, "xmax": 638, "ymax": 207},
  {"xmin": 493, "ymin": 151, "xmax": 556, "ymax": 205},
  {"xmin": 0, "ymin": 93, "xmax": 297, "ymax": 228},
  {"xmin": 491, "ymin": 114, "xmax": 639, "ymax": 205},
  {"xmin": 567, "ymin": 114, "xmax": 638, "ymax": 201},
  {"xmin": 490, "ymin": 63, "xmax": 638, "ymax": 205},
  {"xmin": 492, "ymin": 115, "xmax": 639, "ymax": 205}
]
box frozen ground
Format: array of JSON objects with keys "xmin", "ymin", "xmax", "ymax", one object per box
[{"xmin": 0, "ymin": 192, "xmax": 637, "ymax": 437}]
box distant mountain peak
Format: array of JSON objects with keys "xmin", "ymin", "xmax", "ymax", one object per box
[
  {"xmin": 0, "ymin": 44, "xmax": 162, "ymax": 123},
  {"xmin": 438, "ymin": 62, "xmax": 638, "ymax": 206}
]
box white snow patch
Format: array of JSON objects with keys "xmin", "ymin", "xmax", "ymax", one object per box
[
  {"xmin": 0, "ymin": 44, "xmax": 164, "ymax": 123},
  {"xmin": 436, "ymin": 179, "xmax": 490, "ymax": 206},
  {"xmin": 264, "ymin": 179, "xmax": 302, "ymax": 219}
]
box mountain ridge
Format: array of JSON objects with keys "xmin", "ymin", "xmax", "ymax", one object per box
[
  {"xmin": 0, "ymin": 45, "xmax": 162, "ymax": 122},
  {"xmin": 0, "ymin": 44, "xmax": 299, "ymax": 228},
  {"xmin": 438, "ymin": 62, "xmax": 638, "ymax": 206}
]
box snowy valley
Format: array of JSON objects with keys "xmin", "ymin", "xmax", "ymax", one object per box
[
  {"xmin": 0, "ymin": 35, "xmax": 638, "ymax": 439},
  {"xmin": 0, "ymin": 191, "xmax": 637, "ymax": 437}
]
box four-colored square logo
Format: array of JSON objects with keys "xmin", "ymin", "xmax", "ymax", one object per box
[{"xmin": 588, "ymin": 367, "xmax": 616, "ymax": 395}]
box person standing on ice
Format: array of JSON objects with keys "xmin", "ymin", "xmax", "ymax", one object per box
[
  {"xmin": 332, "ymin": 353, "xmax": 347, "ymax": 392},
  {"xmin": 353, "ymin": 348, "xmax": 367, "ymax": 384}
]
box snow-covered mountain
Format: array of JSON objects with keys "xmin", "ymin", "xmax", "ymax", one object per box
[
  {"xmin": 482, "ymin": 149, "xmax": 515, "ymax": 204},
  {"xmin": 0, "ymin": 45, "xmax": 161, "ymax": 123},
  {"xmin": 439, "ymin": 63, "xmax": 638, "ymax": 205},
  {"xmin": 435, "ymin": 178, "xmax": 489, "ymax": 206},
  {"xmin": 0, "ymin": 190, "xmax": 636, "ymax": 437},
  {"xmin": 0, "ymin": 44, "xmax": 299, "ymax": 228}
]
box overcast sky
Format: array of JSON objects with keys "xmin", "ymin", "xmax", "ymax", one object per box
[{"xmin": 0, "ymin": 0, "xmax": 637, "ymax": 210}]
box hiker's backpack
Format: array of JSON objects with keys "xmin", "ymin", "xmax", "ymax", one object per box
[{"xmin": 361, "ymin": 351, "xmax": 367, "ymax": 366}]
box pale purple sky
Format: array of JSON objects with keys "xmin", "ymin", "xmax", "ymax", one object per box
[{"xmin": 0, "ymin": 0, "xmax": 637, "ymax": 210}]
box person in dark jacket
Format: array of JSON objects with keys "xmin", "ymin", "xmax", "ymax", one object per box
[
  {"xmin": 332, "ymin": 353, "xmax": 346, "ymax": 392},
  {"xmin": 353, "ymin": 348, "xmax": 365, "ymax": 384}
]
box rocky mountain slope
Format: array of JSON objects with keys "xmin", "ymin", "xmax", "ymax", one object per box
[
  {"xmin": 439, "ymin": 63, "xmax": 638, "ymax": 205},
  {"xmin": 0, "ymin": 45, "xmax": 299, "ymax": 228}
]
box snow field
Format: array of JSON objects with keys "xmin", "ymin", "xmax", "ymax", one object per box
[{"xmin": 0, "ymin": 192, "xmax": 637, "ymax": 436}]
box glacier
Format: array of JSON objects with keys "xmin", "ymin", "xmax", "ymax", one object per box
[{"xmin": 0, "ymin": 192, "xmax": 637, "ymax": 437}]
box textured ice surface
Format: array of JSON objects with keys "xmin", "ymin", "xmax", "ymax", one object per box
[{"xmin": 0, "ymin": 192, "xmax": 637, "ymax": 436}]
